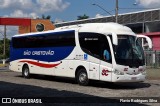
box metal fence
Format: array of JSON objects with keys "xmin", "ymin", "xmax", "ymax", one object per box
[{"xmin": 144, "ymin": 50, "xmax": 160, "ymax": 68}]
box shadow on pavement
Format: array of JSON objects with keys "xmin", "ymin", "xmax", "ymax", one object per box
[
  {"xmin": 89, "ymin": 81, "xmax": 151, "ymax": 89},
  {"xmin": 0, "ymin": 81, "xmax": 148, "ymax": 106},
  {"xmin": 16, "ymin": 74, "xmax": 151, "ymax": 90}
]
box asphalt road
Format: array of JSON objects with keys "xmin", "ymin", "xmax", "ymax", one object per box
[{"xmin": 0, "ymin": 69, "xmax": 159, "ymax": 105}]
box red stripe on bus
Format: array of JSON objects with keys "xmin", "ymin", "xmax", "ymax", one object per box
[{"xmin": 19, "ymin": 60, "xmax": 61, "ymax": 68}]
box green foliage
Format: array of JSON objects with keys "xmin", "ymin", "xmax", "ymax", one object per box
[
  {"xmin": 42, "ymin": 14, "xmax": 51, "ymax": 19},
  {"xmin": 0, "ymin": 38, "xmax": 10, "ymax": 59},
  {"xmin": 77, "ymin": 14, "xmax": 89, "ymax": 20}
]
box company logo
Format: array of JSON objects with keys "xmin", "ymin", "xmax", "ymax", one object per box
[
  {"xmin": 2, "ymin": 98, "xmax": 11, "ymax": 103},
  {"xmin": 102, "ymin": 69, "xmax": 109, "ymax": 76},
  {"xmin": 1, "ymin": 98, "xmax": 42, "ymax": 104}
]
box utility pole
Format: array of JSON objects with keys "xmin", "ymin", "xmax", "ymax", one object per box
[
  {"xmin": 115, "ymin": 0, "xmax": 118, "ymax": 23},
  {"xmin": 3, "ymin": 25, "xmax": 6, "ymax": 58}
]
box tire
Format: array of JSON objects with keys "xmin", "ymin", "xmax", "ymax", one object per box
[
  {"xmin": 22, "ymin": 65, "xmax": 30, "ymax": 78},
  {"xmin": 76, "ymin": 68, "xmax": 89, "ymax": 86}
]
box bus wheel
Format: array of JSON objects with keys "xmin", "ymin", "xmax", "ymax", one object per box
[
  {"xmin": 76, "ymin": 69, "xmax": 89, "ymax": 86},
  {"xmin": 22, "ymin": 65, "xmax": 30, "ymax": 78}
]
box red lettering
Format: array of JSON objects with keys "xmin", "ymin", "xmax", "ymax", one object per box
[{"xmin": 102, "ymin": 69, "xmax": 109, "ymax": 76}]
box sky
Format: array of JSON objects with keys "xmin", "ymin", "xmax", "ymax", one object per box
[{"xmin": 0, "ymin": 0, "xmax": 160, "ymax": 39}]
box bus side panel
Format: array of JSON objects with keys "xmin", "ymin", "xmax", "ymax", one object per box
[
  {"xmin": 28, "ymin": 63, "xmax": 54, "ymax": 76},
  {"xmin": 53, "ymin": 46, "xmax": 90, "ymax": 78},
  {"xmin": 53, "ymin": 59, "xmax": 89, "ymax": 78},
  {"xmin": 99, "ymin": 61, "xmax": 113, "ymax": 82},
  {"xmin": 9, "ymin": 61, "xmax": 22, "ymax": 72},
  {"xmin": 54, "ymin": 46, "xmax": 76, "ymax": 77},
  {"xmin": 88, "ymin": 56, "xmax": 100, "ymax": 80},
  {"xmin": 73, "ymin": 60, "xmax": 89, "ymax": 78},
  {"xmin": 54, "ymin": 60, "xmax": 69, "ymax": 77},
  {"xmin": 10, "ymin": 59, "xmax": 55, "ymax": 76}
]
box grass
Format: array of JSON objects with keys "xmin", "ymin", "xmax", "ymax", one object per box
[
  {"xmin": 0, "ymin": 63, "xmax": 9, "ymax": 68},
  {"xmin": 0, "ymin": 64, "xmax": 6, "ymax": 67}
]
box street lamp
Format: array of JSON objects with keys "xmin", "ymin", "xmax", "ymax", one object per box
[
  {"xmin": 115, "ymin": 0, "xmax": 118, "ymax": 23},
  {"xmin": 92, "ymin": 1, "xmax": 119, "ymax": 23},
  {"xmin": 92, "ymin": 3, "xmax": 112, "ymax": 16}
]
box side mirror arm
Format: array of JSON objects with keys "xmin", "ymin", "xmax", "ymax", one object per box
[
  {"xmin": 137, "ymin": 34, "xmax": 152, "ymax": 49},
  {"xmin": 105, "ymin": 32, "xmax": 118, "ymax": 45},
  {"xmin": 111, "ymin": 32, "xmax": 118, "ymax": 45}
]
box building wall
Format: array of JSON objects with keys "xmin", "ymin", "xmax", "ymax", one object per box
[
  {"xmin": 30, "ymin": 19, "xmax": 55, "ymax": 32},
  {"xmin": 19, "ymin": 19, "xmax": 55, "ymax": 34},
  {"xmin": 152, "ymin": 36, "xmax": 160, "ymax": 50},
  {"xmin": 19, "ymin": 26, "xmax": 31, "ymax": 34}
]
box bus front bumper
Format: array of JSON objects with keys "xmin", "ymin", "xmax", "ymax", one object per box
[{"xmin": 112, "ymin": 73, "xmax": 146, "ymax": 82}]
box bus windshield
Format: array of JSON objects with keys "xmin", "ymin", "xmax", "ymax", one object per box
[{"xmin": 114, "ymin": 35, "xmax": 145, "ymax": 68}]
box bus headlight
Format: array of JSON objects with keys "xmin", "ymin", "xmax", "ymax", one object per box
[{"xmin": 114, "ymin": 69, "xmax": 124, "ymax": 75}]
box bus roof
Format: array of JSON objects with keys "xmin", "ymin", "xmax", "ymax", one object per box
[
  {"xmin": 55, "ymin": 22, "xmax": 136, "ymax": 35},
  {"xmin": 13, "ymin": 23, "xmax": 135, "ymax": 37},
  {"xmin": 12, "ymin": 30, "xmax": 57, "ymax": 37}
]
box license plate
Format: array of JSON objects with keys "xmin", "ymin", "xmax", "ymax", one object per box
[{"xmin": 131, "ymin": 77, "xmax": 137, "ymax": 80}]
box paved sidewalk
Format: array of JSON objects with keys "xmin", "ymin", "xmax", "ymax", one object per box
[{"xmin": 0, "ymin": 65, "xmax": 9, "ymax": 71}]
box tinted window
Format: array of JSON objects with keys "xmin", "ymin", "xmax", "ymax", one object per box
[
  {"xmin": 79, "ymin": 32, "xmax": 111, "ymax": 62},
  {"xmin": 114, "ymin": 35, "xmax": 145, "ymax": 67},
  {"xmin": 12, "ymin": 31, "xmax": 75, "ymax": 48}
]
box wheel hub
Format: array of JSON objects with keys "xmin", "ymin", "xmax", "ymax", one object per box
[
  {"xmin": 79, "ymin": 73, "xmax": 87, "ymax": 82},
  {"xmin": 24, "ymin": 69, "xmax": 28, "ymax": 76}
]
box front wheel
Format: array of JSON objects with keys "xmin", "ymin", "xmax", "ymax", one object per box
[
  {"xmin": 76, "ymin": 69, "xmax": 89, "ymax": 86},
  {"xmin": 22, "ymin": 65, "xmax": 30, "ymax": 78}
]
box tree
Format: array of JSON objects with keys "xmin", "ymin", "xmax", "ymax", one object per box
[
  {"xmin": 41, "ymin": 14, "xmax": 55, "ymax": 23},
  {"xmin": 77, "ymin": 14, "xmax": 89, "ymax": 20},
  {"xmin": 41, "ymin": 14, "xmax": 51, "ymax": 19},
  {"xmin": 0, "ymin": 38, "xmax": 10, "ymax": 59}
]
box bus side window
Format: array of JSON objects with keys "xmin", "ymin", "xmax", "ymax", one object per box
[
  {"xmin": 12, "ymin": 31, "xmax": 75, "ymax": 48},
  {"xmin": 79, "ymin": 32, "xmax": 101, "ymax": 59},
  {"xmin": 100, "ymin": 35, "xmax": 112, "ymax": 63}
]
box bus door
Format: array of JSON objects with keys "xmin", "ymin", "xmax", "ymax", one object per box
[
  {"xmin": 89, "ymin": 56, "xmax": 100, "ymax": 80},
  {"xmin": 99, "ymin": 35, "xmax": 113, "ymax": 81},
  {"xmin": 78, "ymin": 32, "xmax": 102, "ymax": 80}
]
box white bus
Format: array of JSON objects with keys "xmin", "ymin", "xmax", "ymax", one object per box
[{"xmin": 9, "ymin": 23, "xmax": 152, "ymax": 85}]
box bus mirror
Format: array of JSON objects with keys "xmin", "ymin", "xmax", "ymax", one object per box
[
  {"xmin": 137, "ymin": 34, "xmax": 152, "ymax": 49},
  {"xmin": 111, "ymin": 32, "xmax": 118, "ymax": 45}
]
